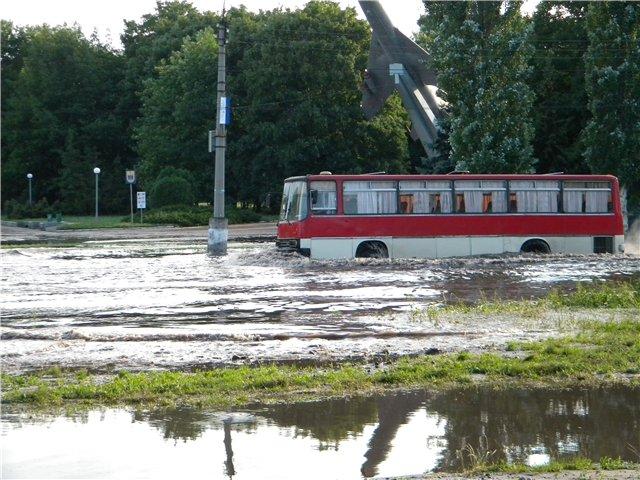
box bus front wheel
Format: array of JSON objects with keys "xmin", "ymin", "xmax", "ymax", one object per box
[
  {"xmin": 520, "ymin": 239, "xmax": 551, "ymax": 254},
  {"xmin": 356, "ymin": 241, "xmax": 389, "ymax": 259}
]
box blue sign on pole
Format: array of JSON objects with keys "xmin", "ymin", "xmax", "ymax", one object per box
[{"xmin": 219, "ymin": 97, "xmax": 232, "ymax": 126}]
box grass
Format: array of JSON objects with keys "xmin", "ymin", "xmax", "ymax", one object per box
[
  {"xmin": 467, "ymin": 456, "xmax": 639, "ymax": 475},
  {"xmin": 6, "ymin": 209, "xmax": 278, "ymax": 230},
  {"xmin": 3, "ymin": 318, "xmax": 640, "ymax": 408},
  {"xmin": 420, "ymin": 279, "xmax": 640, "ymax": 319},
  {"xmin": 57, "ymin": 215, "xmax": 146, "ymax": 230}
]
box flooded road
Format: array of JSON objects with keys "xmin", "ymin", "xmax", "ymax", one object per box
[
  {"xmin": 1, "ymin": 241, "xmax": 639, "ymax": 373},
  {"xmin": 3, "ymin": 385, "xmax": 639, "ymax": 479}
]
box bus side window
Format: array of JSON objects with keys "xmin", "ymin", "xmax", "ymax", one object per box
[
  {"xmin": 400, "ymin": 194, "xmax": 414, "ymax": 214},
  {"xmin": 456, "ymin": 194, "xmax": 465, "ymax": 213},
  {"xmin": 310, "ymin": 181, "xmax": 337, "ymax": 215},
  {"xmin": 343, "ymin": 194, "xmax": 358, "ymax": 214},
  {"xmin": 509, "ymin": 193, "xmax": 517, "ymax": 212},
  {"xmin": 483, "ymin": 193, "xmax": 493, "ymax": 213}
]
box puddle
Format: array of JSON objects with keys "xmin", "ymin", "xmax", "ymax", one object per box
[
  {"xmin": 1, "ymin": 241, "xmax": 639, "ymax": 372},
  {"xmin": 3, "ymin": 385, "xmax": 639, "ymax": 479}
]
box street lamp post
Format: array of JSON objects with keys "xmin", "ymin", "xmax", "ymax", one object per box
[
  {"xmin": 26, "ymin": 173, "xmax": 33, "ymax": 206},
  {"xmin": 93, "ymin": 167, "xmax": 101, "ymax": 218}
]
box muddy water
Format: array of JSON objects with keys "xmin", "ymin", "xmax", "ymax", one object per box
[
  {"xmin": 3, "ymin": 385, "xmax": 639, "ymax": 479},
  {"xmin": 1, "ymin": 241, "xmax": 639, "ymax": 373}
]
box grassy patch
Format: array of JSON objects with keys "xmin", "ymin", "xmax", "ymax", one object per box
[
  {"xmin": 422, "ymin": 279, "xmax": 640, "ymax": 319},
  {"xmin": 469, "ymin": 457, "xmax": 639, "ymax": 474},
  {"xmin": 468, "ymin": 456, "xmax": 639, "ymax": 474},
  {"xmin": 548, "ymin": 279, "xmax": 640, "ymax": 309},
  {"xmin": 57, "ymin": 216, "xmax": 142, "ymax": 230},
  {"xmin": 3, "ymin": 319, "xmax": 640, "ymax": 408}
]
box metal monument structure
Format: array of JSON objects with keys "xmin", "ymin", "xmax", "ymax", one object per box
[{"xmin": 358, "ymin": 0, "xmax": 443, "ymax": 158}]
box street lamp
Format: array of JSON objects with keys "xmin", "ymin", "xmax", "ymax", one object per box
[
  {"xmin": 26, "ymin": 173, "xmax": 33, "ymax": 206},
  {"xmin": 93, "ymin": 167, "xmax": 101, "ymax": 218}
]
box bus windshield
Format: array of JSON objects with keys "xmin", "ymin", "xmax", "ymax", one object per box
[{"xmin": 279, "ymin": 181, "xmax": 308, "ymax": 222}]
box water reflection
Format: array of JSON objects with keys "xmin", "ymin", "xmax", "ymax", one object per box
[{"xmin": 3, "ymin": 386, "xmax": 639, "ymax": 479}]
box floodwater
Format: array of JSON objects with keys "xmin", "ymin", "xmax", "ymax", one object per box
[
  {"xmin": 3, "ymin": 385, "xmax": 639, "ymax": 479},
  {"xmin": 1, "ymin": 241, "xmax": 639, "ymax": 373}
]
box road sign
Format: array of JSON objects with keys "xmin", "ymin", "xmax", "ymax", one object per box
[
  {"xmin": 219, "ymin": 96, "xmax": 231, "ymax": 125},
  {"xmin": 125, "ymin": 170, "xmax": 136, "ymax": 184},
  {"xmin": 137, "ymin": 191, "xmax": 146, "ymax": 209}
]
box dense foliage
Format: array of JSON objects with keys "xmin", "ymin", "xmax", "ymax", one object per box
[
  {"xmin": 528, "ymin": 2, "xmax": 591, "ymax": 175},
  {"xmin": 2, "ymin": 1, "xmax": 639, "ymax": 215},
  {"xmin": 583, "ymin": 2, "xmax": 640, "ymax": 204},
  {"xmin": 2, "ymin": 22, "xmax": 130, "ymax": 214},
  {"xmin": 420, "ymin": 1, "xmax": 536, "ymax": 173}
]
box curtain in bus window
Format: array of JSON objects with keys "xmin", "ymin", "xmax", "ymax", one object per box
[
  {"xmin": 482, "ymin": 181, "xmax": 507, "ymax": 212},
  {"xmin": 377, "ymin": 191, "xmax": 397, "ymax": 213},
  {"xmin": 413, "ymin": 192, "xmax": 430, "ymax": 213},
  {"xmin": 563, "ymin": 191, "xmax": 583, "ymax": 213},
  {"xmin": 429, "ymin": 181, "xmax": 453, "ymax": 213},
  {"xmin": 357, "ymin": 193, "xmax": 375, "ymax": 214},
  {"xmin": 456, "ymin": 181, "xmax": 483, "ymax": 213},
  {"xmin": 343, "ymin": 181, "xmax": 397, "ymax": 214},
  {"xmin": 373, "ymin": 181, "xmax": 397, "ymax": 214},
  {"xmin": 464, "ymin": 191, "xmax": 483, "ymax": 212},
  {"xmin": 586, "ymin": 190, "xmax": 609, "ymax": 212},
  {"xmin": 511, "ymin": 181, "xmax": 537, "ymax": 212},
  {"xmin": 535, "ymin": 181, "xmax": 559, "ymax": 212},
  {"xmin": 399, "ymin": 181, "xmax": 430, "ymax": 213}
]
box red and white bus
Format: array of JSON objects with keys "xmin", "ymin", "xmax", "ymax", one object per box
[{"xmin": 276, "ymin": 173, "xmax": 624, "ymax": 259}]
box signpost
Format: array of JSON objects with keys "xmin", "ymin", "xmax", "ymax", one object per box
[
  {"xmin": 137, "ymin": 191, "xmax": 146, "ymax": 223},
  {"xmin": 126, "ymin": 170, "xmax": 136, "ymax": 223}
]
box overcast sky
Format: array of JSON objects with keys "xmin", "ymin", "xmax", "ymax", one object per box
[
  {"xmin": 1, "ymin": 0, "xmax": 539, "ymax": 48},
  {"xmin": 4, "ymin": 0, "xmax": 422, "ymax": 48},
  {"xmin": 4, "ymin": 0, "xmax": 539, "ymax": 49}
]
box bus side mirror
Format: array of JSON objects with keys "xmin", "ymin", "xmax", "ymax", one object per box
[{"xmin": 310, "ymin": 189, "xmax": 318, "ymax": 204}]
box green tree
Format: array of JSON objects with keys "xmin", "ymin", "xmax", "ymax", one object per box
[
  {"xmin": 583, "ymin": 1, "xmax": 640, "ymax": 208},
  {"xmin": 229, "ymin": 1, "xmax": 410, "ymax": 207},
  {"xmin": 135, "ymin": 28, "xmax": 220, "ymax": 198},
  {"xmin": 419, "ymin": 1, "xmax": 536, "ymax": 173},
  {"xmin": 2, "ymin": 25, "xmax": 129, "ymax": 213},
  {"xmin": 135, "ymin": 2, "xmax": 410, "ymax": 209},
  {"xmin": 530, "ymin": 2, "xmax": 590, "ymax": 174},
  {"xmin": 1, "ymin": 21, "xmax": 29, "ymax": 175},
  {"xmin": 119, "ymin": 1, "xmax": 218, "ymax": 152}
]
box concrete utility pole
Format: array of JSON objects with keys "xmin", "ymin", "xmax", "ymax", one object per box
[{"xmin": 208, "ymin": 11, "xmax": 229, "ymax": 255}]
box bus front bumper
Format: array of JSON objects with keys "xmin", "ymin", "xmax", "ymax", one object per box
[{"xmin": 275, "ymin": 239, "xmax": 310, "ymax": 257}]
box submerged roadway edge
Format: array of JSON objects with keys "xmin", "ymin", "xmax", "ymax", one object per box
[{"xmin": 0, "ymin": 222, "xmax": 277, "ymax": 244}]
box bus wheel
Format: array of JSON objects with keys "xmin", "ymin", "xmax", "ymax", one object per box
[
  {"xmin": 520, "ymin": 239, "xmax": 551, "ymax": 254},
  {"xmin": 356, "ymin": 241, "xmax": 389, "ymax": 259}
]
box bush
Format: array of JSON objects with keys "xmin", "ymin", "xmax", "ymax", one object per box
[
  {"xmin": 141, "ymin": 206, "xmax": 210, "ymax": 227},
  {"xmin": 139, "ymin": 205, "xmax": 266, "ymax": 227},
  {"xmin": 2, "ymin": 198, "xmax": 58, "ymax": 219},
  {"xmin": 150, "ymin": 176, "xmax": 195, "ymax": 208},
  {"xmin": 226, "ymin": 208, "xmax": 262, "ymax": 224}
]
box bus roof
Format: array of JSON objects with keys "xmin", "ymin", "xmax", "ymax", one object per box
[{"xmin": 284, "ymin": 173, "xmax": 619, "ymax": 183}]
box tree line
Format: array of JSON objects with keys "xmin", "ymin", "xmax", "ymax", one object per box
[{"xmin": 2, "ymin": 1, "xmax": 638, "ymax": 215}]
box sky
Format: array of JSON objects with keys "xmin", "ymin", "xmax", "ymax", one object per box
[
  {"xmin": 4, "ymin": 0, "xmax": 539, "ymax": 49},
  {"xmin": 4, "ymin": 0, "xmax": 424, "ymax": 48}
]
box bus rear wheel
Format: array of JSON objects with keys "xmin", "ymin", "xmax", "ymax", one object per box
[
  {"xmin": 520, "ymin": 239, "xmax": 551, "ymax": 254},
  {"xmin": 356, "ymin": 241, "xmax": 389, "ymax": 259}
]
